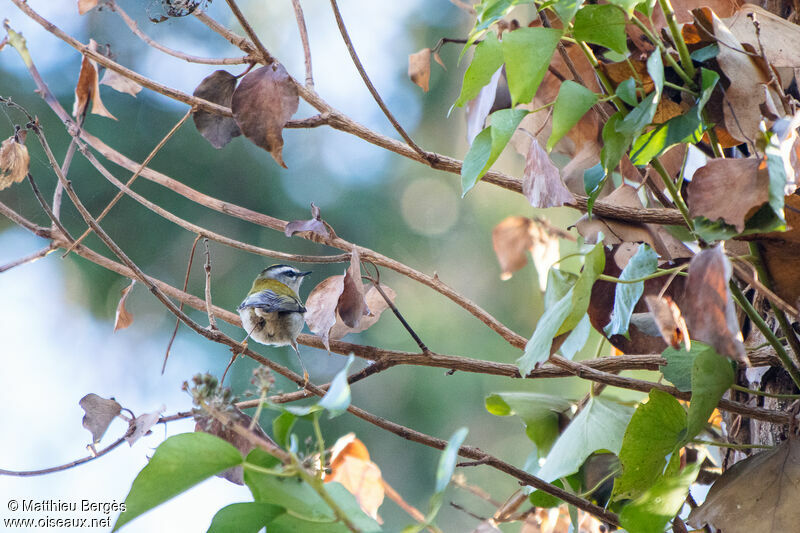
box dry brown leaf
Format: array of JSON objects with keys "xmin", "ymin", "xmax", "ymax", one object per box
[
  {"xmin": 231, "ymin": 64, "xmax": 299, "ymax": 167},
  {"xmin": 575, "ymin": 185, "xmax": 692, "ymax": 260},
  {"xmin": 78, "ymin": 0, "xmax": 98, "ymax": 15},
  {"xmin": 124, "ymin": 408, "xmax": 163, "ymax": 447},
  {"xmin": 687, "ymin": 158, "xmax": 767, "ymax": 231},
  {"xmin": 305, "ymin": 275, "xmax": 345, "ymax": 351},
  {"xmin": 523, "ymin": 138, "xmax": 575, "ymax": 208},
  {"xmin": 491, "ymin": 216, "xmax": 559, "ymax": 290},
  {"xmin": 100, "ymin": 69, "xmax": 142, "ymax": 97},
  {"xmin": 644, "ymin": 294, "xmax": 690, "ymax": 350},
  {"xmin": 653, "ymin": 98, "xmax": 689, "ymax": 124},
  {"xmin": 688, "ymin": 438, "xmax": 800, "ymax": 532},
  {"xmin": 285, "ymin": 202, "xmax": 331, "ymax": 239},
  {"xmin": 338, "ymin": 248, "xmax": 368, "ymax": 328},
  {"xmin": 79, "ymin": 393, "xmax": 122, "ymax": 445},
  {"xmin": 725, "ymin": 5, "xmax": 800, "ymax": 68},
  {"xmin": 114, "ymin": 279, "xmax": 135, "ymax": 332},
  {"xmin": 408, "ymin": 48, "xmax": 431, "ymax": 92},
  {"xmin": 195, "ymin": 407, "xmax": 275, "ymax": 485},
  {"xmin": 465, "ymin": 67, "xmax": 502, "ymax": 144},
  {"xmin": 326, "ymin": 433, "xmax": 384, "ymax": 521},
  {"xmin": 330, "ymin": 284, "xmax": 396, "ymax": 341},
  {"xmin": 192, "ymin": 70, "xmax": 241, "ymax": 149},
  {"xmin": 432, "ymin": 50, "xmax": 446, "ymax": 70},
  {"xmin": 72, "ymin": 39, "xmax": 117, "ymax": 120},
  {"xmin": 693, "ymin": 8, "xmax": 780, "ymax": 143},
  {"xmin": 600, "ymin": 59, "xmax": 655, "ymax": 93},
  {"xmin": 0, "ymin": 134, "xmax": 29, "ymax": 190},
  {"xmin": 757, "ymin": 194, "xmax": 800, "ymax": 306},
  {"xmin": 683, "ymin": 245, "xmax": 746, "ymax": 361}
]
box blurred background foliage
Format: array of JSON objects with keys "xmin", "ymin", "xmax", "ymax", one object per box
[{"xmin": 0, "ymin": 1, "xmax": 636, "ymax": 530}]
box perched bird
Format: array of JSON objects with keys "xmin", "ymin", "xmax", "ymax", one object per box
[{"xmin": 238, "ymin": 264, "xmax": 312, "ymax": 381}]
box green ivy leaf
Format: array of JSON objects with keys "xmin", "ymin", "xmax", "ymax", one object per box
[
  {"xmin": 619, "ymin": 463, "xmax": 700, "ymax": 533},
  {"xmin": 454, "ymin": 32, "xmax": 504, "ymax": 107},
  {"xmin": 547, "ymin": 80, "xmax": 598, "ymax": 151},
  {"xmin": 462, "ymin": 108, "xmax": 528, "ymax": 195},
  {"xmin": 686, "ymin": 348, "xmax": 734, "ymax": 441},
  {"xmin": 617, "ymin": 52, "xmax": 663, "ymax": 139},
  {"xmin": 502, "ymin": 27, "xmax": 562, "ymax": 106},
  {"xmin": 559, "ymin": 314, "xmax": 592, "ymax": 360},
  {"xmin": 601, "ymin": 112, "xmax": 631, "ymax": 175},
  {"xmin": 207, "ymin": 502, "xmax": 285, "ymax": 533},
  {"xmin": 612, "ymin": 390, "xmax": 687, "ymax": 501},
  {"xmin": 552, "ymin": 0, "xmax": 585, "ymax": 23},
  {"xmin": 764, "ymin": 130, "xmax": 788, "ymax": 224},
  {"xmin": 573, "ymin": 5, "xmax": 628, "ymax": 54},
  {"xmin": 607, "ymin": 0, "xmax": 643, "ymax": 15},
  {"xmin": 557, "ymin": 241, "xmax": 605, "ymax": 335},
  {"xmin": 485, "ymin": 392, "xmax": 572, "ymax": 454},
  {"xmin": 604, "ymin": 244, "xmax": 658, "ymax": 336},
  {"xmin": 660, "ymin": 342, "xmax": 709, "ymax": 392},
  {"xmin": 272, "ymin": 411, "xmax": 297, "ymax": 449},
  {"xmin": 537, "ymin": 397, "xmax": 635, "ymax": 482},
  {"xmin": 615, "ymin": 77, "xmax": 638, "ymax": 107},
  {"xmin": 317, "ymin": 354, "xmax": 355, "ymax": 417},
  {"xmin": 629, "ymin": 108, "xmax": 704, "ymax": 165},
  {"xmin": 519, "ymin": 287, "xmax": 575, "ymax": 376},
  {"xmin": 584, "ymin": 163, "xmax": 607, "ymax": 217},
  {"xmin": 113, "ymin": 433, "xmax": 244, "ymax": 531},
  {"xmin": 435, "ymin": 427, "xmax": 469, "ymax": 494}
]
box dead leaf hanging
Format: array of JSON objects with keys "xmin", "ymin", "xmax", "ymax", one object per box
[
  {"xmin": 687, "ymin": 158, "xmax": 768, "ymax": 232},
  {"xmin": 73, "ymin": 39, "xmax": 117, "ymax": 120},
  {"xmin": 330, "ymin": 284, "xmax": 396, "ymax": 341},
  {"xmin": 0, "ymin": 133, "xmax": 29, "ymax": 190},
  {"xmin": 77, "ymin": 0, "xmax": 99, "ymax": 15},
  {"xmin": 192, "ymin": 70, "xmax": 241, "ymax": 149},
  {"xmin": 337, "ymin": 248, "xmax": 369, "ymax": 328},
  {"xmin": 100, "ymin": 69, "xmax": 142, "ymax": 97},
  {"xmin": 79, "ymin": 393, "xmax": 122, "ymax": 445},
  {"xmin": 522, "ymin": 138, "xmax": 575, "ymax": 208},
  {"xmin": 326, "ymin": 433, "xmax": 385, "ymax": 521},
  {"xmin": 408, "ymin": 48, "xmax": 431, "ymax": 92},
  {"xmin": 644, "ymin": 294, "xmax": 690, "ymax": 350},
  {"xmin": 231, "ymin": 64, "xmax": 299, "ymax": 167},
  {"xmin": 114, "ymin": 280, "xmax": 135, "ymax": 332},
  {"xmin": 491, "ymin": 216, "xmax": 559, "ymax": 291},
  {"xmin": 683, "ymin": 245, "xmax": 746, "ymax": 362},
  {"xmin": 305, "ymin": 275, "xmax": 345, "ymax": 351}
]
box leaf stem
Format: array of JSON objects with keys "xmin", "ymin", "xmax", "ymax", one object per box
[
  {"xmin": 731, "ymin": 384, "xmax": 800, "ymax": 400},
  {"xmin": 658, "ymin": 0, "xmax": 696, "ymax": 80},
  {"xmin": 626, "ymin": 14, "xmax": 695, "ymax": 88},
  {"xmin": 691, "ymin": 439, "xmax": 771, "ymax": 450},
  {"xmin": 598, "ymin": 264, "xmax": 687, "ymax": 284},
  {"xmin": 651, "ymin": 158, "xmax": 694, "ymax": 233},
  {"xmin": 729, "ymin": 282, "xmax": 800, "ymax": 390},
  {"xmin": 312, "ymin": 413, "xmax": 326, "ymax": 481}
]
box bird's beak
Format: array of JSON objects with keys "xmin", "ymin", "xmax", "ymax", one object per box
[{"xmin": 299, "ymin": 271, "xmax": 312, "ymax": 277}]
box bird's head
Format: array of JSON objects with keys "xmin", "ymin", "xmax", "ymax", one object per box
[{"xmin": 252, "ymin": 264, "xmax": 312, "ymax": 295}]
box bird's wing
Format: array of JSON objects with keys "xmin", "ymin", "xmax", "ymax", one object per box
[{"xmin": 238, "ymin": 290, "xmax": 306, "ymax": 313}]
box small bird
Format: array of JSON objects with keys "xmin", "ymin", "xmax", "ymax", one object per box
[{"xmin": 237, "ymin": 264, "xmax": 312, "ymax": 381}]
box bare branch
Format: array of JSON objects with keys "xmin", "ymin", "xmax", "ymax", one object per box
[
  {"xmin": 0, "ymin": 438, "xmax": 126, "ymax": 477},
  {"xmin": 290, "ymin": 0, "xmax": 314, "ymax": 88},
  {"xmin": 203, "ymin": 238, "xmax": 218, "ymax": 330}
]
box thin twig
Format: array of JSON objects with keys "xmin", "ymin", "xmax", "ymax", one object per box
[
  {"xmin": 0, "ymin": 245, "xmax": 54, "ymax": 273},
  {"xmin": 203, "ymin": 238, "xmax": 218, "ymax": 330},
  {"xmin": 64, "ymin": 108, "xmax": 193, "ymax": 256},
  {"xmin": 290, "ymin": 0, "xmax": 314, "ymax": 88},
  {"xmin": 368, "ymin": 272, "xmax": 429, "ymax": 353},
  {"xmin": 223, "ymin": 0, "xmax": 275, "ymax": 65},
  {"xmin": 26, "ymin": 173, "xmax": 74, "ymax": 243},
  {"xmin": 108, "ymin": 0, "xmax": 252, "ymax": 65},
  {"xmin": 0, "ymin": 438, "xmax": 125, "ymax": 477},
  {"xmin": 329, "ymin": 0, "xmax": 427, "ymax": 158},
  {"xmin": 163, "ymin": 235, "xmax": 203, "ymax": 374}
]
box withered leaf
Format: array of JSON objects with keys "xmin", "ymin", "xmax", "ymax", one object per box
[
  {"xmin": 285, "ymin": 202, "xmax": 331, "ymax": 239},
  {"xmin": 231, "ymin": 64, "xmax": 299, "ymax": 167},
  {"xmin": 408, "ymin": 48, "xmax": 431, "ymax": 92},
  {"xmin": 79, "ymin": 393, "xmax": 122, "ymax": 445},
  {"xmin": 758, "ymin": 195, "xmax": 800, "ymax": 305},
  {"xmin": 326, "ymin": 433, "xmax": 384, "ymax": 521},
  {"xmin": 491, "ymin": 216, "xmax": 559, "ymax": 291},
  {"xmin": 523, "ymin": 138, "xmax": 574, "ymax": 208},
  {"xmin": 195, "ymin": 407, "xmax": 275, "ymax": 485},
  {"xmin": 0, "ymin": 135, "xmax": 30, "ymax": 190},
  {"xmin": 305, "ymin": 276, "xmax": 345, "ymax": 351},
  {"xmin": 683, "ymin": 245, "xmax": 746, "ymax": 361},
  {"xmin": 330, "ymin": 284, "xmax": 396, "ymax": 341},
  {"xmin": 192, "ymin": 70, "xmax": 241, "ymax": 149},
  {"xmin": 688, "ymin": 438, "xmax": 800, "ymax": 532},
  {"xmin": 725, "ymin": 5, "xmax": 800, "ymax": 69},
  {"xmin": 465, "ymin": 68, "xmax": 502, "ymax": 145},
  {"xmin": 78, "ymin": 0, "xmax": 99, "ymax": 15},
  {"xmin": 687, "ymin": 157, "xmax": 767, "ymax": 232},
  {"xmin": 114, "ymin": 280, "xmax": 135, "ymax": 332},
  {"xmin": 338, "ymin": 248, "xmax": 368, "ymax": 328},
  {"xmin": 644, "ymin": 294, "xmax": 690, "ymax": 350},
  {"xmin": 100, "ymin": 69, "xmax": 142, "ymax": 97},
  {"xmin": 124, "ymin": 407, "xmax": 163, "ymax": 446},
  {"xmin": 73, "ymin": 39, "xmax": 117, "ymax": 120},
  {"xmin": 432, "ymin": 50, "xmax": 446, "ymax": 70}
]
